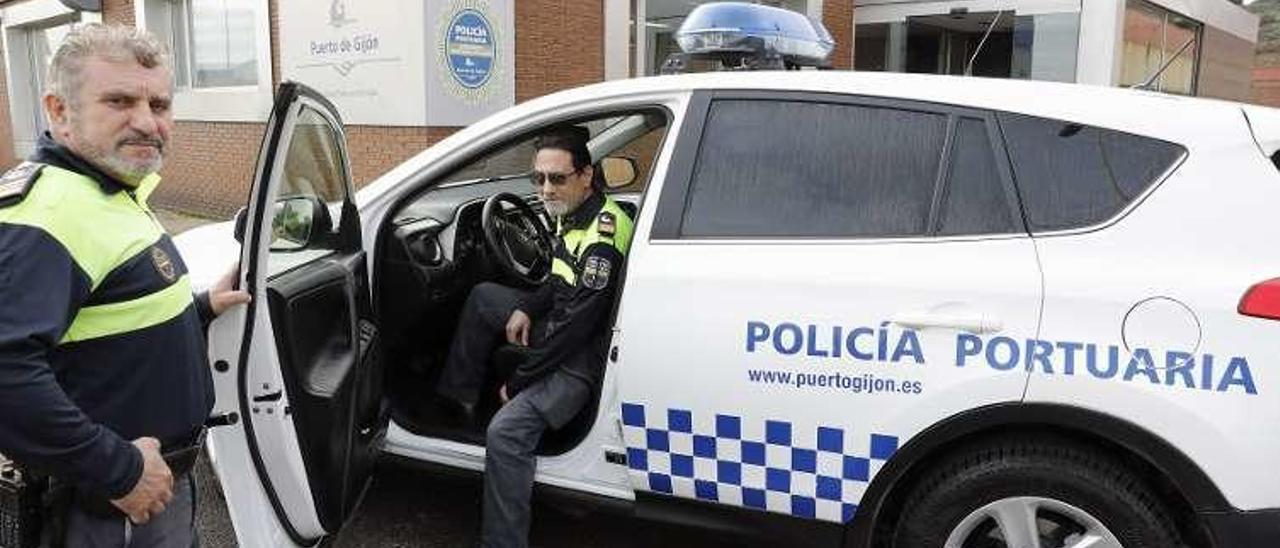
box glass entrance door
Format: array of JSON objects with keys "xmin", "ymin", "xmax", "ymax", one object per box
[
  {"xmin": 905, "ymin": 11, "xmax": 1014, "ymax": 77},
  {"xmin": 856, "ymin": 6, "xmax": 1079, "ymax": 84}
]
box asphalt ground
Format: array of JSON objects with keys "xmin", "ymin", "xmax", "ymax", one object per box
[{"xmin": 193, "ymin": 450, "xmax": 778, "ymax": 548}]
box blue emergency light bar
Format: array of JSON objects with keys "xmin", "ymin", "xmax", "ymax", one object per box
[{"xmin": 670, "ymin": 2, "xmax": 834, "ymax": 70}]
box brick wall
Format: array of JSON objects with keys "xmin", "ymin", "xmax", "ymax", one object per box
[
  {"xmin": 345, "ymin": 126, "xmax": 458, "ymax": 192},
  {"xmin": 0, "ymin": 0, "xmax": 607, "ymax": 217},
  {"xmin": 823, "ymin": 0, "xmax": 854, "ymax": 70},
  {"xmin": 1253, "ymin": 67, "xmax": 1280, "ymax": 108},
  {"xmin": 152, "ymin": 121, "xmax": 263, "ymax": 218},
  {"xmin": 515, "ymin": 0, "xmax": 605, "ymax": 103},
  {"xmin": 151, "ymin": 125, "xmax": 461, "ymax": 219},
  {"xmin": 1198, "ymin": 26, "xmax": 1253, "ymax": 102},
  {"xmin": 1257, "ymin": 26, "xmax": 1280, "ymax": 107},
  {"xmin": 159, "ymin": 0, "xmax": 602, "ymax": 216},
  {"xmin": 123, "ymin": 0, "xmax": 462, "ymax": 217},
  {"xmin": 102, "ymin": 0, "xmax": 134, "ymax": 25}
]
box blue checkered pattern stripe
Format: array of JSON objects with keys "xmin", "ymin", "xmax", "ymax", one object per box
[{"xmin": 619, "ymin": 403, "xmax": 898, "ymax": 523}]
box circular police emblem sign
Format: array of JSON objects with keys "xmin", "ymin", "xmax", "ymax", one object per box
[
  {"xmin": 435, "ymin": 0, "xmax": 505, "ymax": 106},
  {"xmin": 445, "ymin": 9, "xmax": 495, "ymax": 89}
]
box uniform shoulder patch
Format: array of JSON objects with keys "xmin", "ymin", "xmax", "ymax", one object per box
[
  {"xmin": 581, "ymin": 255, "xmax": 613, "ymax": 290},
  {"xmin": 597, "ymin": 211, "xmax": 616, "ymax": 237},
  {"xmin": 0, "ymin": 162, "xmax": 45, "ymax": 207}
]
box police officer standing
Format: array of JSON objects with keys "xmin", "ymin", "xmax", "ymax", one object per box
[
  {"xmin": 0, "ymin": 24, "xmax": 248, "ymax": 546},
  {"xmin": 436, "ymin": 127, "xmax": 633, "ymax": 548}
]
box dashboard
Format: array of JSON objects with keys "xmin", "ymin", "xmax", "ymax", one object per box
[
  {"xmin": 387, "ymin": 179, "xmax": 541, "ymax": 301},
  {"xmin": 380, "ymin": 178, "xmax": 640, "ymax": 318}
]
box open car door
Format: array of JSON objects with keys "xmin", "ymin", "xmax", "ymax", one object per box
[{"xmin": 207, "ymin": 81, "xmax": 385, "ymax": 546}]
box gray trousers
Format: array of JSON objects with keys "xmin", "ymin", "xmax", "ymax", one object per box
[
  {"xmin": 63, "ymin": 474, "xmax": 196, "ymax": 548},
  {"xmin": 442, "ymin": 282, "xmax": 595, "ymax": 547},
  {"xmin": 481, "ymin": 369, "xmax": 590, "ymax": 548},
  {"xmin": 437, "ymin": 282, "xmax": 533, "ymax": 407}
]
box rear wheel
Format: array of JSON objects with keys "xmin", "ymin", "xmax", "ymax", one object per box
[{"xmin": 891, "ymin": 435, "xmax": 1184, "ymax": 548}]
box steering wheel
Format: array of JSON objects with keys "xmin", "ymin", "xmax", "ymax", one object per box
[{"xmin": 481, "ymin": 193, "xmax": 554, "ymax": 285}]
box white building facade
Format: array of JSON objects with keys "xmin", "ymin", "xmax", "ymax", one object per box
[{"xmin": 853, "ymin": 0, "xmax": 1258, "ymax": 100}]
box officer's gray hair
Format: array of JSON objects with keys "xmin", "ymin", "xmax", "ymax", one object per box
[{"xmin": 46, "ymin": 23, "xmax": 171, "ymax": 106}]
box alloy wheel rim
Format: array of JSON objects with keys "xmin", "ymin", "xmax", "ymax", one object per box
[{"xmin": 943, "ymin": 496, "xmax": 1124, "ymax": 548}]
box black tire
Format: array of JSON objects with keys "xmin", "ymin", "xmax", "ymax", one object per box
[{"xmin": 891, "ymin": 434, "xmax": 1183, "ymax": 548}]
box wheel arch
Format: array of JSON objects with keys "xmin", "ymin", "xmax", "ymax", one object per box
[{"xmin": 845, "ymin": 402, "xmax": 1227, "ymax": 548}]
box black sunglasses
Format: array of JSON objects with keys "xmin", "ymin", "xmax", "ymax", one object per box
[{"xmin": 530, "ymin": 168, "xmax": 580, "ymax": 187}]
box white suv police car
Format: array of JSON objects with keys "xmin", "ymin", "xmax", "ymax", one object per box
[{"xmin": 177, "ymin": 69, "xmax": 1280, "ymax": 547}]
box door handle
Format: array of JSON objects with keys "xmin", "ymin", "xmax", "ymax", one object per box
[{"xmin": 890, "ymin": 312, "xmax": 1003, "ymax": 334}]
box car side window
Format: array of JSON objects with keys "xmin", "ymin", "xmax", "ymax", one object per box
[
  {"xmin": 437, "ymin": 111, "xmax": 669, "ymax": 195},
  {"xmin": 266, "ymin": 105, "xmax": 349, "ymax": 275},
  {"xmin": 937, "ymin": 117, "xmax": 1018, "ymax": 236},
  {"xmin": 679, "ymin": 99, "xmax": 947, "ymax": 238},
  {"xmin": 998, "ymin": 112, "xmax": 1185, "ymax": 232},
  {"xmin": 440, "ymin": 141, "xmax": 536, "ymax": 187},
  {"xmin": 600, "ymin": 123, "xmax": 666, "ymax": 195}
]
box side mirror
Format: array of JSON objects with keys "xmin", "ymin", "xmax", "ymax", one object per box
[
  {"xmin": 269, "ymin": 196, "xmax": 331, "ymax": 251},
  {"xmin": 233, "ymin": 207, "xmax": 248, "ymax": 244},
  {"xmin": 600, "ymin": 157, "xmax": 638, "ymax": 188}
]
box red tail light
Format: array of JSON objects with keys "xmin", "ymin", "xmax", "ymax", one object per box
[{"xmin": 1239, "ymin": 278, "xmax": 1280, "ymax": 320}]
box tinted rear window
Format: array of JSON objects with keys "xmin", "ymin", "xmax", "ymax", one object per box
[
  {"xmin": 937, "ymin": 118, "xmax": 1018, "ymax": 235},
  {"xmin": 998, "ymin": 113, "xmax": 1184, "ymax": 232},
  {"xmin": 681, "ymin": 100, "xmax": 947, "ymax": 238}
]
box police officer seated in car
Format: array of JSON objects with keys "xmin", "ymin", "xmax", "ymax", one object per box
[{"xmin": 434, "ymin": 126, "xmax": 634, "ymax": 548}]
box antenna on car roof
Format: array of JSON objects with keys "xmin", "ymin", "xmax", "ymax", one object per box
[
  {"xmin": 1132, "ymin": 36, "xmax": 1197, "ymax": 91},
  {"xmin": 963, "ymin": 11, "xmax": 1004, "ymax": 77}
]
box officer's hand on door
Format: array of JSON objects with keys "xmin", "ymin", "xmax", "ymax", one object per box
[
  {"xmin": 209, "ymin": 261, "xmax": 251, "ymax": 316},
  {"xmin": 111, "ymin": 437, "xmax": 174, "ymax": 524}
]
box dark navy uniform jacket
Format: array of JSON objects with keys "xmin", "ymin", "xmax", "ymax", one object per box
[
  {"xmin": 0, "ymin": 134, "xmax": 214, "ymax": 499},
  {"xmin": 510, "ymin": 191, "xmax": 633, "ymax": 395}
]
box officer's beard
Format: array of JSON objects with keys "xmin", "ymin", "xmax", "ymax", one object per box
[
  {"xmin": 544, "ymin": 199, "xmax": 569, "ymax": 217},
  {"xmin": 69, "ymin": 119, "xmax": 166, "ymax": 185},
  {"xmin": 98, "ymin": 138, "xmax": 165, "ymax": 185},
  {"xmin": 543, "ymin": 189, "xmax": 592, "ymax": 218}
]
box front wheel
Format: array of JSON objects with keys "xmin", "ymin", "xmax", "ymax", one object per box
[{"xmin": 891, "ymin": 435, "xmax": 1184, "ymax": 548}]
